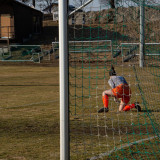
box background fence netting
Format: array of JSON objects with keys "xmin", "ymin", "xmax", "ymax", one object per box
[
  {"xmin": 0, "ymin": 45, "xmax": 51, "ymax": 63},
  {"xmin": 68, "ymin": 0, "xmax": 160, "ymax": 159}
]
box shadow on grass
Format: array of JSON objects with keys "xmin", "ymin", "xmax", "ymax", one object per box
[
  {"xmin": 69, "ymin": 25, "xmax": 132, "ymax": 41},
  {"xmin": 141, "ymin": 109, "xmax": 160, "ymax": 113}
]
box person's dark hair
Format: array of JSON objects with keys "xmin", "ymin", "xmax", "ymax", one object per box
[{"xmin": 109, "ymin": 66, "xmax": 116, "ymax": 76}]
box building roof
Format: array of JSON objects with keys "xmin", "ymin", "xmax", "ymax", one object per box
[{"xmin": 14, "ymin": 0, "xmax": 43, "ymax": 13}]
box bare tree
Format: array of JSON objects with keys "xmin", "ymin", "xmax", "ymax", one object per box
[
  {"xmin": 73, "ymin": 0, "xmax": 88, "ymax": 8},
  {"xmin": 37, "ymin": 0, "xmax": 58, "ymax": 13},
  {"xmin": 32, "ymin": 0, "xmax": 35, "ymax": 7},
  {"xmin": 99, "ymin": 0, "xmax": 115, "ymax": 8},
  {"xmin": 20, "ymin": 0, "xmax": 36, "ymax": 7},
  {"xmin": 109, "ymin": 0, "xmax": 115, "ymax": 8},
  {"xmin": 21, "ymin": 0, "xmax": 30, "ymax": 3},
  {"xmin": 99, "ymin": 0, "xmax": 159, "ymax": 8},
  {"xmin": 19, "ymin": 0, "xmax": 60, "ymax": 11}
]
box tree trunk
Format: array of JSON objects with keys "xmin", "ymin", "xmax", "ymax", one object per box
[
  {"xmin": 32, "ymin": 0, "xmax": 35, "ymax": 7},
  {"xmin": 109, "ymin": 0, "xmax": 115, "ymax": 8}
]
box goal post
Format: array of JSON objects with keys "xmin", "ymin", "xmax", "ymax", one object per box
[
  {"xmin": 140, "ymin": 0, "xmax": 145, "ymax": 68},
  {"xmin": 59, "ymin": 0, "xmax": 96, "ymax": 159},
  {"xmin": 59, "ymin": 0, "xmax": 69, "ymax": 160}
]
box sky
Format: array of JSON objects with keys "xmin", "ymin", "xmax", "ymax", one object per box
[
  {"xmin": 69, "ymin": 0, "xmax": 100, "ymax": 6},
  {"xmin": 16, "ymin": 0, "xmax": 160, "ymax": 11},
  {"xmin": 69, "ymin": 0, "xmax": 160, "ymax": 9},
  {"xmin": 16, "ymin": 0, "xmax": 102, "ymax": 11},
  {"xmin": 69, "ymin": 0, "xmax": 102, "ymax": 11}
]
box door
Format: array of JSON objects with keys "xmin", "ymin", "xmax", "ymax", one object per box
[{"xmin": 0, "ymin": 14, "xmax": 14, "ymax": 38}]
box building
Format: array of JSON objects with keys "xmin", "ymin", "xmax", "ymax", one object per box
[
  {"xmin": 43, "ymin": 3, "xmax": 83, "ymax": 24},
  {"xmin": 0, "ymin": 0, "xmax": 43, "ymax": 42}
]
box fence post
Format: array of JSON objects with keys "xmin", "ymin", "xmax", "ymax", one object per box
[{"xmin": 140, "ymin": 0, "xmax": 145, "ymax": 67}]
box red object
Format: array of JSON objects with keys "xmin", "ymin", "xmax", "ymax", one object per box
[
  {"xmin": 123, "ymin": 104, "xmax": 135, "ymax": 111},
  {"xmin": 103, "ymin": 95, "xmax": 109, "ymax": 108},
  {"xmin": 112, "ymin": 84, "xmax": 131, "ymax": 104}
]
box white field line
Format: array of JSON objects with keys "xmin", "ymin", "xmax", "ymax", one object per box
[{"xmin": 90, "ymin": 135, "xmax": 159, "ymax": 160}]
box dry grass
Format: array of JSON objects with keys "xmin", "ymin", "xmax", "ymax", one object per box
[
  {"xmin": 69, "ymin": 59, "xmax": 160, "ymax": 159},
  {"xmin": 0, "ymin": 66, "xmax": 60, "ymax": 160},
  {"xmin": 0, "ymin": 63, "xmax": 159, "ymax": 160}
]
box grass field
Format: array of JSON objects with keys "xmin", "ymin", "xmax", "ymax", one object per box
[
  {"xmin": 0, "ymin": 66, "xmax": 60, "ymax": 160},
  {"xmin": 69, "ymin": 59, "xmax": 160, "ymax": 159},
  {"xmin": 0, "ymin": 63, "xmax": 159, "ymax": 160}
]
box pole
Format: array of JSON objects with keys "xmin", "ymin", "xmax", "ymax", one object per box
[
  {"xmin": 59, "ymin": 0, "xmax": 69, "ymax": 160},
  {"xmin": 140, "ymin": 0, "xmax": 145, "ymax": 67},
  {"xmin": 69, "ymin": 0, "xmax": 93, "ymax": 16},
  {"xmin": 7, "ymin": 26, "xmax": 10, "ymax": 53}
]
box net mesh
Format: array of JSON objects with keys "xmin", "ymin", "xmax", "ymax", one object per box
[
  {"xmin": 0, "ymin": 45, "xmax": 51, "ymax": 63},
  {"xmin": 67, "ymin": 0, "xmax": 160, "ymax": 159}
]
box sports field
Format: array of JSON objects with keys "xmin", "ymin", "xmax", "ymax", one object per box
[
  {"xmin": 0, "ymin": 64, "xmax": 159, "ymax": 159},
  {"xmin": 69, "ymin": 62, "xmax": 160, "ymax": 159},
  {"xmin": 0, "ymin": 66, "xmax": 60, "ymax": 159}
]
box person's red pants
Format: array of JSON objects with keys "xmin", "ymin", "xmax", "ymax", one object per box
[
  {"xmin": 112, "ymin": 84, "xmax": 131, "ymax": 104},
  {"xmin": 112, "ymin": 84, "xmax": 135, "ymax": 111}
]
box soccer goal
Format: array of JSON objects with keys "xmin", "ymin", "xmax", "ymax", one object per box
[{"xmin": 59, "ymin": 0, "xmax": 160, "ymax": 159}]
